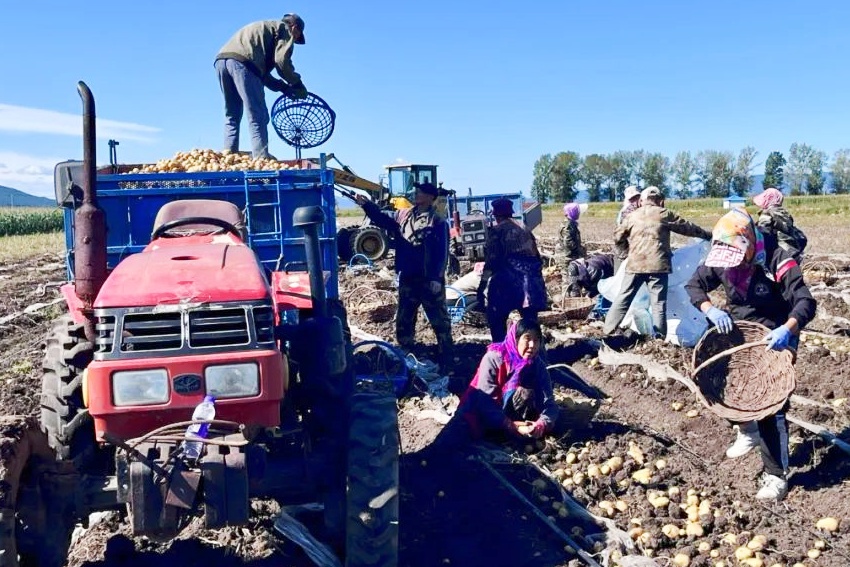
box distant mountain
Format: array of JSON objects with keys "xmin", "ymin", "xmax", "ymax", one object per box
[{"xmin": 0, "ymin": 186, "xmax": 55, "ymax": 208}]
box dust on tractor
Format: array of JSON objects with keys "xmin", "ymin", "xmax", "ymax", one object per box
[{"xmin": 0, "ymin": 82, "xmax": 399, "ymax": 567}]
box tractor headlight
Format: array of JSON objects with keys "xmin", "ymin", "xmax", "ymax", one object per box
[
  {"xmin": 112, "ymin": 369, "xmax": 169, "ymax": 406},
  {"xmin": 205, "ymin": 363, "xmax": 259, "ymax": 399}
]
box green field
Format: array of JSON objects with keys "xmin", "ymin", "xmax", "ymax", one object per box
[{"xmin": 0, "ymin": 207, "xmax": 63, "ymax": 237}]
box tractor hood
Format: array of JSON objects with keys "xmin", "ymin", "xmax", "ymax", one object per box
[{"xmin": 94, "ymin": 236, "xmax": 270, "ymax": 308}]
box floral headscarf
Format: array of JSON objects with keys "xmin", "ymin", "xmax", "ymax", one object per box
[
  {"xmin": 705, "ymin": 208, "xmax": 766, "ymax": 269},
  {"xmin": 753, "ymin": 187, "xmax": 784, "ymax": 209}
]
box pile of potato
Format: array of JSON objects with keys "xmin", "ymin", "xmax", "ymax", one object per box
[
  {"xmin": 127, "ymin": 149, "xmax": 298, "ymax": 174},
  {"xmin": 532, "ymin": 436, "xmax": 843, "ymax": 567}
]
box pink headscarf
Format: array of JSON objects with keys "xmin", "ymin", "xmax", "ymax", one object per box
[
  {"xmin": 563, "ymin": 203, "xmax": 581, "ymax": 221},
  {"xmin": 753, "ymin": 187, "xmax": 784, "ymax": 209}
]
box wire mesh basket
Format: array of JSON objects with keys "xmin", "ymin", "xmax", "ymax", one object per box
[{"xmin": 690, "ymin": 320, "xmax": 796, "ymax": 422}]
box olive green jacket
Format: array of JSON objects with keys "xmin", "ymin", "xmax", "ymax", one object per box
[
  {"xmin": 614, "ymin": 204, "xmax": 711, "ymax": 274},
  {"xmin": 216, "ymin": 20, "xmax": 302, "ymax": 90}
]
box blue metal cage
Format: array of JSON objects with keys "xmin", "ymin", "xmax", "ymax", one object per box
[{"xmin": 61, "ymin": 156, "xmax": 340, "ymax": 299}]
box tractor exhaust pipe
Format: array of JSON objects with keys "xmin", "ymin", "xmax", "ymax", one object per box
[
  {"xmin": 74, "ymin": 81, "xmax": 108, "ymax": 341},
  {"xmin": 291, "ymin": 205, "xmax": 346, "ymax": 377},
  {"xmin": 293, "ymin": 206, "xmax": 328, "ymax": 319}
]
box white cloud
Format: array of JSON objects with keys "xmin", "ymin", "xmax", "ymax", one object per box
[
  {"xmin": 0, "ymin": 152, "xmax": 66, "ymax": 199},
  {"xmin": 0, "ymin": 103, "xmax": 160, "ymax": 143}
]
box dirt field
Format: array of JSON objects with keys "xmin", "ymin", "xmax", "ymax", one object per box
[{"xmin": 1, "ymin": 207, "xmax": 849, "ymax": 567}]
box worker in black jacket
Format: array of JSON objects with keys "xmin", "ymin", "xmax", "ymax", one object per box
[{"xmin": 685, "ymin": 208, "xmax": 816, "ymax": 501}]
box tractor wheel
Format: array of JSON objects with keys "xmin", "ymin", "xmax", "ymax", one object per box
[
  {"xmin": 345, "ymin": 391, "xmax": 399, "ymax": 567},
  {"xmin": 40, "ymin": 316, "xmax": 96, "ymax": 469},
  {"xmin": 351, "ymin": 228, "xmax": 389, "ymax": 262},
  {"xmin": 0, "ymin": 416, "xmax": 76, "ymax": 567},
  {"xmin": 337, "ymin": 227, "xmax": 356, "ymax": 263}
]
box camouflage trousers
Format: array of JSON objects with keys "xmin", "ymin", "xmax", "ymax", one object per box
[{"xmin": 397, "ymin": 278, "xmax": 454, "ymax": 357}]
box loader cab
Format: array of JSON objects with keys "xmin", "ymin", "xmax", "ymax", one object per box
[{"xmin": 382, "ymin": 164, "xmax": 437, "ymax": 210}]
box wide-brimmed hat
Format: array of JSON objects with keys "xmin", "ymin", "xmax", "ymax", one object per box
[{"xmin": 624, "ymin": 185, "xmax": 640, "ymax": 201}]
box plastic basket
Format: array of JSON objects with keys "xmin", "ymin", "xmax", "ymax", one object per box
[
  {"xmin": 690, "ymin": 321, "xmax": 796, "ymax": 422},
  {"xmin": 445, "ymin": 286, "xmax": 467, "ymax": 325}
]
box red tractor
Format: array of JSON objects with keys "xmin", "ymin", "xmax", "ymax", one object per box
[{"xmin": 0, "ymin": 82, "xmax": 399, "ymax": 567}]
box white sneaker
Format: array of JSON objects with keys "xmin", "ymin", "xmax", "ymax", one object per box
[
  {"xmin": 755, "ymin": 473, "xmax": 788, "ymax": 500},
  {"xmin": 726, "ymin": 425, "xmax": 760, "ymax": 458}
]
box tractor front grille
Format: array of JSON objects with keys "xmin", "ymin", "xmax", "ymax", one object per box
[{"xmin": 93, "ymin": 301, "xmax": 276, "ymax": 360}]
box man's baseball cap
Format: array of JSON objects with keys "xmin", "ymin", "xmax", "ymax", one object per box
[
  {"xmin": 624, "ymin": 185, "xmax": 640, "ymax": 201},
  {"xmin": 640, "ymin": 186, "xmax": 662, "ymax": 201},
  {"xmin": 283, "ymin": 14, "xmax": 306, "ymax": 44},
  {"xmin": 413, "ymin": 182, "xmax": 438, "ymax": 197}
]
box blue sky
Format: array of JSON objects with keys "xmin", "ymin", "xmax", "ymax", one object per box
[{"xmin": 1, "ymin": 1, "xmax": 848, "ymax": 199}]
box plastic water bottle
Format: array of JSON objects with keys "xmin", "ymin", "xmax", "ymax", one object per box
[{"xmin": 182, "ymin": 395, "xmax": 216, "ymax": 460}]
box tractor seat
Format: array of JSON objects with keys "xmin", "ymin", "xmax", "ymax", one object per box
[{"xmin": 152, "ymin": 199, "xmax": 247, "ymax": 240}]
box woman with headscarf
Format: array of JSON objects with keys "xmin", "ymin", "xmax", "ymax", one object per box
[
  {"xmin": 456, "ymin": 319, "xmax": 559, "ymax": 441},
  {"xmin": 561, "ymin": 202, "xmax": 586, "ymax": 261},
  {"xmin": 753, "ymin": 187, "xmax": 807, "ymax": 261},
  {"xmin": 476, "ymin": 198, "xmax": 547, "ymax": 342},
  {"xmin": 685, "ymin": 208, "xmax": 816, "ymax": 501}
]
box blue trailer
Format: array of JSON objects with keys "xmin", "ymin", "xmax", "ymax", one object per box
[{"xmin": 54, "ymin": 157, "xmax": 341, "ymax": 301}]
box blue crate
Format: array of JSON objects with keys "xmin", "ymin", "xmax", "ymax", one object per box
[
  {"xmin": 445, "ymin": 286, "xmax": 467, "ymax": 325},
  {"xmin": 61, "ymin": 155, "xmax": 340, "ymax": 299}
]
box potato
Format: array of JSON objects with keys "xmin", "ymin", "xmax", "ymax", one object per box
[
  {"xmin": 672, "ymin": 554, "xmax": 690, "ymax": 567},
  {"xmin": 631, "ymin": 468, "xmax": 652, "ymax": 484},
  {"xmin": 686, "ymin": 522, "xmax": 704, "ymax": 537},
  {"xmin": 734, "ymin": 546, "xmax": 754, "ymax": 560},
  {"xmin": 816, "ymin": 516, "xmax": 840, "ymax": 532},
  {"xmin": 746, "ymin": 534, "xmax": 767, "ymax": 550},
  {"xmin": 662, "ymin": 524, "xmax": 680, "ymax": 538}
]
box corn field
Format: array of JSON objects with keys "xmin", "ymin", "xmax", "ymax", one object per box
[{"xmin": 0, "ymin": 207, "xmax": 64, "ymax": 237}]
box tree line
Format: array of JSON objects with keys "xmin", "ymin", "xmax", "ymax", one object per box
[{"xmin": 530, "ymin": 145, "xmax": 850, "ymax": 203}]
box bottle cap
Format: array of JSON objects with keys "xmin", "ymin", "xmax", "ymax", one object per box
[{"xmin": 203, "ymin": 395, "xmax": 216, "ymax": 404}]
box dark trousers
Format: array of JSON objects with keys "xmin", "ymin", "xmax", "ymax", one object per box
[
  {"xmin": 603, "ymin": 272, "xmax": 668, "ymax": 337},
  {"xmin": 397, "ymin": 278, "xmax": 453, "ymax": 356},
  {"xmin": 486, "ymin": 307, "xmax": 539, "ymax": 343}
]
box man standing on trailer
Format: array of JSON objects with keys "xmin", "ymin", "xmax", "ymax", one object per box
[{"xmin": 215, "ymin": 14, "xmax": 309, "ymax": 159}]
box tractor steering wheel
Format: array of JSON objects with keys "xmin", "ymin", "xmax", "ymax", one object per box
[
  {"xmin": 468, "ymin": 209, "xmax": 486, "ymax": 216},
  {"xmin": 151, "ymin": 216, "xmax": 243, "ymax": 240}
]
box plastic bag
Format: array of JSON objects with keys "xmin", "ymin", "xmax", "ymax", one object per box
[{"xmin": 597, "ymin": 240, "xmax": 710, "ymax": 346}]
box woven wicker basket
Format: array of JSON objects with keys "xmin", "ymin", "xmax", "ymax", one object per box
[
  {"xmin": 537, "ymin": 310, "xmax": 569, "ymax": 326},
  {"xmin": 557, "ymin": 296, "xmax": 595, "ymax": 320},
  {"xmin": 690, "ymin": 321, "xmax": 796, "ymax": 422},
  {"xmin": 347, "ymin": 286, "xmax": 397, "ymax": 324}
]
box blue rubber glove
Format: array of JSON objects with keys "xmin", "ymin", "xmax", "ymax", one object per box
[
  {"xmin": 706, "ymin": 306, "xmax": 733, "ymax": 334},
  {"xmin": 764, "ymin": 326, "xmax": 792, "ymax": 351}
]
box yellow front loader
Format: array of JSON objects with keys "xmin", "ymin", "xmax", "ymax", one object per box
[{"xmin": 328, "ymin": 155, "xmax": 450, "ymax": 262}]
